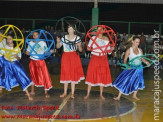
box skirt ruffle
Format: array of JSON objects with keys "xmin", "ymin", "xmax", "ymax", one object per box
[
  {"xmin": 112, "ymin": 65, "xmax": 145, "ymax": 95},
  {"xmin": 60, "ymin": 52, "xmax": 85, "ymax": 84},
  {"xmin": 29, "ymin": 59, "xmax": 52, "ymax": 90},
  {"xmin": 85, "ymin": 55, "xmax": 112, "ymax": 87},
  {"xmin": 1, "ymin": 59, "xmax": 32, "ymax": 91}
]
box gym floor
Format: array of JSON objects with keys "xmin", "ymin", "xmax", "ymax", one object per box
[{"xmin": 0, "ymin": 61, "xmax": 163, "ymax": 122}]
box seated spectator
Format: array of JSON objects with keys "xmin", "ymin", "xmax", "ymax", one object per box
[
  {"xmin": 146, "ymin": 34, "xmax": 153, "ymax": 50},
  {"xmin": 50, "ymin": 26, "xmax": 55, "ymax": 37},
  {"xmin": 119, "ymin": 38, "xmax": 126, "ymax": 52},
  {"xmin": 159, "ymin": 40, "xmax": 163, "ymax": 50},
  {"xmin": 47, "ymin": 25, "xmax": 51, "ymax": 32},
  {"xmin": 115, "ymin": 50, "xmax": 121, "ymax": 66},
  {"xmin": 116, "ymin": 32, "xmax": 121, "ymax": 48},
  {"xmin": 139, "ymin": 32, "xmax": 146, "ymax": 51},
  {"xmin": 159, "ymin": 50, "xmax": 163, "ymax": 69},
  {"xmin": 21, "ymin": 28, "xmax": 26, "ymax": 36},
  {"xmin": 45, "ymin": 26, "xmax": 48, "ymax": 31},
  {"xmin": 121, "ymin": 33, "xmax": 128, "ymax": 42}
]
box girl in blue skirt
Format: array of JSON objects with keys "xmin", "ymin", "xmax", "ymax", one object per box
[
  {"xmin": 0, "ymin": 34, "xmax": 33, "ymax": 100},
  {"xmin": 112, "ymin": 36, "xmax": 150, "ymax": 100},
  {"xmin": 0, "ymin": 55, "xmax": 4, "ymax": 94},
  {"xmin": 0, "ymin": 31, "xmax": 6, "ymax": 94}
]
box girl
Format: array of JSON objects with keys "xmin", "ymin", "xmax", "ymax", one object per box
[
  {"xmin": 0, "ymin": 31, "xmax": 6, "ymax": 94},
  {"xmin": 112, "ymin": 36, "xmax": 150, "ymax": 101},
  {"xmin": 56, "ymin": 25, "xmax": 84, "ymax": 99},
  {"xmin": 84, "ymin": 27, "xmax": 114, "ymax": 100},
  {"xmin": 26, "ymin": 32, "xmax": 54, "ymax": 98},
  {"xmin": 1, "ymin": 34, "xmax": 33, "ymax": 100}
]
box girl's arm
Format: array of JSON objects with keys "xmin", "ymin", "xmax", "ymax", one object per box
[
  {"xmin": 26, "ymin": 51, "xmax": 30, "ymax": 55},
  {"xmin": 77, "ymin": 42, "xmax": 82, "ymax": 52},
  {"xmin": 124, "ymin": 48, "xmax": 130, "ymax": 64},
  {"xmin": 105, "ymin": 36, "xmax": 115, "ymax": 54},
  {"xmin": 26, "ymin": 44, "xmax": 30, "ymax": 55},
  {"xmin": 14, "ymin": 54, "xmax": 20, "ymax": 60},
  {"xmin": 87, "ymin": 47, "xmax": 91, "ymax": 51},
  {"xmin": 87, "ymin": 37, "xmax": 94, "ymax": 51},
  {"xmin": 140, "ymin": 49, "xmax": 150, "ymax": 66},
  {"xmin": 13, "ymin": 53, "xmax": 21, "ymax": 60}
]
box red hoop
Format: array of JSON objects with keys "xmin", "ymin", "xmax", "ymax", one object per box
[{"xmin": 85, "ymin": 25, "xmax": 117, "ymax": 54}]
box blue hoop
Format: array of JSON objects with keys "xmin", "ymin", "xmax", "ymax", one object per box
[{"xmin": 25, "ymin": 29, "xmax": 55, "ymax": 60}]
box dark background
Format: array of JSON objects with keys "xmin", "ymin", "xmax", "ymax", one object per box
[
  {"xmin": 0, "ymin": 1, "xmax": 162, "ymax": 22},
  {"xmin": 0, "ymin": 1, "xmax": 163, "ymax": 34}
]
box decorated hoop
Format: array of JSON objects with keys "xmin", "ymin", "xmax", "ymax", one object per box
[
  {"xmin": 85, "ymin": 25, "xmax": 117, "ymax": 54},
  {"xmin": 25, "ymin": 29, "xmax": 55, "ymax": 60},
  {"xmin": 0, "ymin": 24, "xmax": 24, "ymax": 61},
  {"xmin": 55, "ymin": 16, "xmax": 86, "ymax": 44}
]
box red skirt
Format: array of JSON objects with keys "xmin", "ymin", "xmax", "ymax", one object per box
[
  {"xmin": 85, "ymin": 54, "xmax": 112, "ymax": 87},
  {"xmin": 29, "ymin": 59, "xmax": 52, "ymax": 90},
  {"xmin": 60, "ymin": 52, "xmax": 85, "ymax": 84}
]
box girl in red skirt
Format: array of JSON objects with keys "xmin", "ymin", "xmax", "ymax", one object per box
[
  {"xmin": 26, "ymin": 32, "xmax": 54, "ymax": 98},
  {"xmin": 84, "ymin": 27, "xmax": 114, "ymax": 100},
  {"xmin": 56, "ymin": 25, "xmax": 85, "ymax": 99}
]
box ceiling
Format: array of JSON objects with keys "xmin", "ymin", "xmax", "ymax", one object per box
[{"xmin": 8, "ymin": 0, "xmax": 163, "ymax": 4}]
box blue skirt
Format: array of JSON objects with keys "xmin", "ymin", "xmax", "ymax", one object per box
[
  {"xmin": 1, "ymin": 59, "xmax": 33, "ymax": 91},
  {"xmin": 112, "ymin": 65, "xmax": 145, "ymax": 95},
  {"xmin": 0, "ymin": 56, "xmax": 5, "ymax": 88}
]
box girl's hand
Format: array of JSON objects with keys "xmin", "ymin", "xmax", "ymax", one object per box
[
  {"xmin": 13, "ymin": 54, "xmax": 18, "ymax": 58},
  {"xmin": 26, "ymin": 51, "xmax": 30, "ymax": 55},
  {"xmin": 145, "ymin": 61, "xmax": 150, "ymax": 67},
  {"xmin": 111, "ymin": 47, "xmax": 115, "ymax": 51},
  {"xmin": 128, "ymin": 67, "xmax": 131, "ymax": 70},
  {"xmin": 50, "ymin": 49, "xmax": 55, "ymax": 53}
]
